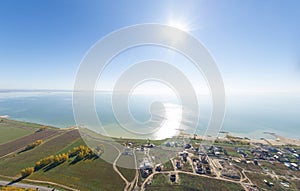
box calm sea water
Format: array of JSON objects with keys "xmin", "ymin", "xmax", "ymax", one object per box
[{"xmin": 0, "ymin": 91, "xmax": 299, "ymax": 139}]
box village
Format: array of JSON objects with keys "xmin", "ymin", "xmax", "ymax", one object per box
[{"xmin": 122, "ymin": 134, "xmax": 300, "ymax": 191}]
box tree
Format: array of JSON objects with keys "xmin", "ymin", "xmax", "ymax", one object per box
[
  {"xmin": 36, "ymin": 126, "xmax": 48, "ymax": 132},
  {"xmin": 35, "ymin": 155, "xmax": 54, "ymax": 170},
  {"xmin": 77, "ymin": 151, "xmax": 85, "ymax": 160},
  {"xmin": 24, "ymin": 140, "xmax": 43, "ymax": 151},
  {"xmin": 20, "ymin": 167, "xmax": 34, "ymax": 177},
  {"xmin": 0, "ymin": 186, "xmax": 35, "ymax": 191}
]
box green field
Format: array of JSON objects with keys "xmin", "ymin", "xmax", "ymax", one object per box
[
  {"xmin": 0, "ymin": 125, "xmax": 32, "ymax": 144},
  {"xmin": 116, "ymin": 154, "xmax": 136, "ymax": 181},
  {"xmin": 31, "ymin": 157, "xmax": 125, "ymax": 191},
  {"xmin": 0, "ymin": 130, "xmax": 79, "ymax": 175},
  {"xmin": 162, "ymin": 160, "xmax": 174, "ymax": 171},
  {"xmin": 145, "ymin": 173, "xmax": 244, "ymax": 191},
  {"xmin": 245, "ymin": 172, "xmax": 285, "ymax": 191},
  {"xmin": 0, "ymin": 119, "xmax": 41, "ymax": 144},
  {"xmin": 29, "ymin": 136, "xmax": 126, "ymax": 190},
  {"xmin": 259, "ymin": 161, "xmax": 300, "ymax": 178},
  {"xmin": 0, "ymin": 124, "xmax": 126, "ymax": 191}
]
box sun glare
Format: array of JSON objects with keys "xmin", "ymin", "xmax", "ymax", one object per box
[{"xmin": 168, "ymin": 20, "xmax": 190, "ymax": 32}]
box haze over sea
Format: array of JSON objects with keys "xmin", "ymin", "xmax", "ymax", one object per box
[{"xmin": 0, "ymin": 90, "xmax": 299, "ymax": 140}]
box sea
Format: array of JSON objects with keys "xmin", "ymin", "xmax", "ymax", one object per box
[{"xmin": 0, "ymin": 90, "xmax": 299, "ymax": 140}]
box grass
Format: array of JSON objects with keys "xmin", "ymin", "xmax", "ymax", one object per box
[
  {"xmin": 0, "ymin": 129, "xmax": 60, "ymax": 158},
  {"xmin": 31, "ymin": 157, "xmax": 125, "ymax": 191},
  {"xmin": 56, "ymin": 138, "xmax": 84, "ymax": 154},
  {"xmin": 245, "ymin": 172, "xmax": 285, "ymax": 191},
  {"xmin": 28, "ymin": 138, "xmax": 126, "ymax": 191},
  {"xmin": 146, "ymin": 173, "xmax": 244, "ymax": 191},
  {"xmin": 116, "ymin": 155, "xmax": 136, "ymax": 181},
  {"xmin": 0, "ymin": 130, "xmax": 79, "ymax": 176},
  {"xmin": 148, "ymin": 173, "xmax": 173, "ymax": 187},
  {"xmin": 222, "ymin": 146, "xmax": 241, "ymax": 157},
  {"xmin": 112, "ymin": 137, "xmax": 167, "ymax": 148},
  {"xmin": 259, "ymin": 161, "xmax": 299, "ymax": 177},
  {"xmin": 162, "ymin": 160, "xmax": 174, "ymax": 171},
  {"xmin": 118, "ymin": 167, "xmax": 136, "ymax": 182},
  {"xmin": 232, "ymin": 161, "xmax": 261, "ymax": 172},
  {"xmin": 181, "ymin": 161, "xmax": 193, "ymax": 173},
  {"xmin": 0, "ymin": 125, "xmax": 32, "ymax": 145},
  {"xmin": 213, "ymin": 140, "xmax": 251, "ymax": 148},
  {"xmin": 289, "ymin": 179, "xmax": 300, "ymax": 190},
  {"xmin": 0, "ymin": 132, "xmax": 126, "ymax": 191},
  {"xmin": 0, "ymin": 119, "xmax": 45, "ymax": 144}
]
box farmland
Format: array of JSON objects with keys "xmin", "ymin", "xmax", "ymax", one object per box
[
  {"xmin": 28, "ymin": 135, "xmax": 126, "ymax": 190},
  {"xmin": 0, "ymin": 129, "xmax": 60, "ymax": 158},
  {"xmin": 145, "ymin": 173, "xmax": 244, "ymax": 191},
  {"xmin": 0, "ymin": 120, "xmax": 126, "ymax": 190},
  {"xmin": 31, "ymin": 156, "xmax": 125, "ymax": 190},
  {"xmin": 0, "ymin": 130, "xmax": 80, "ymax": 176},
  {"xmin": 0, "ymin": 119, "xmax": 41, "ymax": 144}
]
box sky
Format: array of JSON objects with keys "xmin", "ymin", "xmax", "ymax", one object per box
[{"xmin": 0, "ymin": 0, "xmax": 300, "ymax": 94}]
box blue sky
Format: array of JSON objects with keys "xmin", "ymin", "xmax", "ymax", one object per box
[{"xmin": 0, "ymin": 0, "xmax": 299, "ymax": 93}]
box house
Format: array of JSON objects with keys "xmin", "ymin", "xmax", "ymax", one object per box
[
  {"xmin": 176, "ymin": 160, "xmax": 182, "ymax": 169},
  {"xmin": 214, "ymin": 151, "xmax": 220, "ymax": 156},
  {"xmin": 170, "ymin": 174, "xmax": 176, "ymax": 182},
  {"xmin": 200, "ymin": 156, "xmax": 208, "ymax": 164},
  {"xmin": 143, "ymin": 143, "xmax": 155, "ymax": 148},
  {"xmin": 122, "ymin": 148, "xmax": 133, "ymax": 155},
  {"xmin": 182, "ymin": 151, "xmax": 188, "ymax": 162},
  {"xmin": 185, "ymin": 143, "xmax": 192, "ymax": 149},
  {"xmin": 196, "ymin": 167, "xmax": 204, "ymax": 174},
  {"xmin": 155, "ymin": 165, "xmax": 161, "ymax": 172},
  {"xmin": 292, "ymin": 153, "xmax": 299, "ymax": 158},
  {"xmin": 140, "ymin": 161, "xmax": 153, "ymax": 178},
  {"xmin": 291, "ymin": 163, "xmax": 298, "ymax": 169},
  {"xmin": 284, "ymin": 162, "xmax": 291, "ymax": 168},
  {"xmin": 206, "ymin": 166, "xmax": 211, "ymax": 174}
]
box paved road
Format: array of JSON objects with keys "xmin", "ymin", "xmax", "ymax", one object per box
[{"xmin": 0, "ymin": 180, "xmax": 59, "ymax": 191}]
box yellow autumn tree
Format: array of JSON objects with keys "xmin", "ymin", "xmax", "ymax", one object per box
[{"xmin": 20, "ymin": 167, "xmax": 34, "ymax": 177}]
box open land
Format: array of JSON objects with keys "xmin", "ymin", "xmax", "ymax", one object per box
[{"xmin": 0, "ymin": 118, "xmax": 299, "ymax": 191}]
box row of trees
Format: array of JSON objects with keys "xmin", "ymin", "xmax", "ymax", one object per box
[
  {"xmin": 20, "ymin": 167, "xmax": 34, "ymax": 177},
  {"xmin": 20, "ymin": 144, "xmax": 103, "ymax": 177},
  {"xmin": 71, "ymin": 145, "xmax": 103, "ymax": 159},
  {"xmin": 68, "ymin": 145, "xmax": 95, "ymax": 158},
  {"xmin": 35, "ymin": 125, "xmax": 48, "ymax": 132},
  {"xmin": 24, "ymin": 140, "xmax": 43, "ymax": 151},
  {"xmin": 35, "ymin": 153, "xmax": 69, "ymax": 170},
  {"xmin": 0, "ymin": 186, "xmax": 35, "ymax": 191},
  {"xmin": 35, "ymin": 145, "xmax": 102, "ymax": 170}
]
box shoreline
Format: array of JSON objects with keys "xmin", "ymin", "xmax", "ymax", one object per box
[
  {"xmin": 1, "ymin": 117, "xmax": 299, "ymax": 146},
  {"xmin": 194, "ymin": 132, "xmax": 300, "ymax": 146}
]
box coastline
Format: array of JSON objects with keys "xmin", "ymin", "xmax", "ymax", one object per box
[
  {"xmin": 1, "ymin": 117, "xmax": 299, "ymax": 146},
  {"xmin": 194, "ymin": 131, "xmax": 300, "ymax": 146}
]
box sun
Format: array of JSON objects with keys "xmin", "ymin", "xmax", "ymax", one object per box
[{"xmin": 168, "ymin": 19, "xmax": 191, "ymax": 32}]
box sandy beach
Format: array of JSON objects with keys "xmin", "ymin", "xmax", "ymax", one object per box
[{"xmin": 193, "ymin": 132, "xmax": 300, "ymax": 146}]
